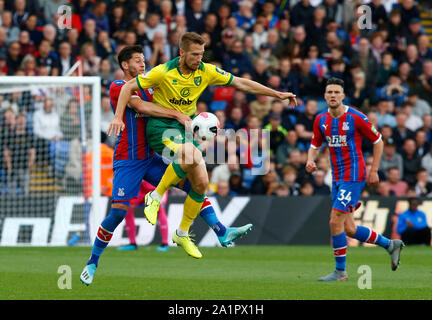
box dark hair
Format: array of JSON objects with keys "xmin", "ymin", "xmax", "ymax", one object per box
[
  {"xmin": 326, "ymin": 77, "xmax": 344, "ymax": 90},
  {"xmin": 117, "ymin": 45, "xmax": 143, "ymax": 71}
]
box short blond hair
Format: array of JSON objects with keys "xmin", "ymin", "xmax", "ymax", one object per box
[{"xmin": 179, "ymin": 32, "xmax": 205, "ymax": 51}]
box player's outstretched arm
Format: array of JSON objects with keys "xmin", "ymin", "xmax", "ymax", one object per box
[
  {"xmin": 368, "ymin": 139, "xmax": 383, "ymax": 186},
  {"xmin": 129, "ymin": 98, "xmax": 191, "ymax": 126},
  {"xmin": 306, "ymin": 147, "xmax": 319, "ymax": 173},
  {"xmin": 230, "ymin": 76, "xmax": 297, "ymax": 108},
  {"xmin": 108, "ymin": 79, "xmax": 140, "ymax": 136}
]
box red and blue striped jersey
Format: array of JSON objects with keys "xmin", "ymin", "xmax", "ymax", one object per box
[
  {"xmin": 109, "ymin": 80, "xmax": 155, "ymax": 161},
  {"xmin": 311, "ymin": 106, "xmax": 382, "ymax": 182}
]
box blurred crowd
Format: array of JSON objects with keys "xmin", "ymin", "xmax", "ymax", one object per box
[{"xmin": 1, "ymin": 0, "xmax": 432, "ymax": 201}]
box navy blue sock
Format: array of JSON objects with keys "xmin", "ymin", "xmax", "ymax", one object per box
[{"xmin": 87, "ymin": 207, "xmax": 127, "ymax": 266}]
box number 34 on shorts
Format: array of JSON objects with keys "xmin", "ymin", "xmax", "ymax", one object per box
[{"xmin": 331, "ymin": 181, "xmax": 366, "ymax": 213}]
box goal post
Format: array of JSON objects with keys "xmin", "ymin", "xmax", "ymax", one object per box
[{"xmin": 0, "ymin": 76, "xmax": 101, "ymax": 246}]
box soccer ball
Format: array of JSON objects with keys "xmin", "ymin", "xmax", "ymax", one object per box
[{"xmin": 191, "ymin": 112, "xmax": 220, "ymax": 141}]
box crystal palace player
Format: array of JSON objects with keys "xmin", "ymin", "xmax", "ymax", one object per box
[
  {"xmin": 80, "ymin": 46, "xmax": 252, "ymax": 286},
  {"xmin": 306, "ymin": 78, "xmax": 404, "ymax": 281}
]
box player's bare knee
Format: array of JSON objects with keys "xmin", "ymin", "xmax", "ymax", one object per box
[{"xmin": 193, "ymin": 176, "xmax": 209, "ymax": 195}]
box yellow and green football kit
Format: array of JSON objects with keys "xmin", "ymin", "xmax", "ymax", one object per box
[{"xmin": 135, "ymin": 56, "xmax": 233, "ymax": 155}]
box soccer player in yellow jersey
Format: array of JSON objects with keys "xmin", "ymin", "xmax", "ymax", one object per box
[{"xmin": 109, "ymin": 32, "xmax": 297, "ymax": 258}]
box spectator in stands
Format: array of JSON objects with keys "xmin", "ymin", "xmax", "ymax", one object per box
[
  {"xmin": 82, "ymin": 0, "xmax": 110, "ymax": 34},
  {"xmin": 6, "ymin": 41, "xmax": 22, "ymax": 75},
  {"xmin": 210, "ymin": 153, "xmax": 240, "ymax": 186},
  {"xmin": 264, "ymin": 113, "xmax": 287, "ymax": 157},
  {"xmin": 224, "ymin": 90, "xmax": 250, "ymax": 120},
  {"xmin": 22, "ymin": 13, "xmax": 42, "ymax": 46},
  {"xmin": 375, "ymin": 98, "xmax": 396, "ymax": 128},
  {"xmin": 383, "ymin": 166, "xmax": 408, "ymax": 196},
  {"xmin": 420, "ymin": 114, "xmax": 432, "ymax": 140},
  {"xmin": 216, "ymin": 180, "xmax": 231, "ymax": 197},
  {"xmin": 233, "ymin": 0, "xmax": 255, "ymax": 31},
  {"xmin": 41, "ymin": 0, "xmax": 68, "ymax": 25},
  {"xmin": 312, "ymin": 169, "xmax": 331, "ymax": 195},
  {"xmin": 35, "ymin": 39, "xmax": 59, "ymax": 76},
  {"xmin": 3, "ymin": 113, "xmax": 35, "ymax": 195},
  {"xmin": 249, "ymin": 94, "xmax": 271, "ymax": 122},
  {"xmin": 417, "ymin": 35, "xmax": 432, "ymax": 62},
  {"xmin": 2, "ymin": 11, "xmax": 20, "ymax": 44},
  {"xmin": 251, "ymin": 23, "xmax": 267, "ymax": 52},
  {"xmin": 79, "ymin": 18, "xmax": 97, "ymax": 45},
  {"xmin": 250, "ymin": 168, "xmax": 278, "ymax": 195},
  {"xmin": 299, "ymin": 180, "xmax": 314, "ymax": 196},
  {"xmin": 401, "ymin": 138, "xmax": 421, "ymax": 185},
  {"xmin": 20, "ymin": 53, "xmax": 37, "ymax": 76},
  {"xmin": 80, "ymin": 42, "xmax": 100, "ymax": 76},
  {"xmin": 368, "ymin": 0, "xmax": 388, "ymax": 28},
  {"xmin": 379, "ymin": 72, "xmax": 408, "ymax": 106},
  {"xmin": 379, "ymin": 138, "xmax": 404, "ymax": 179},
  {"xmin": 414, "ymin": 168, "xmax": 432, "ymax": 197},
  {"xmin": 18, "ymin": 30, "xmax": 35, "ymax": 57},
  {"xmin": 278, "ymin": 58, "xmax": 299, "ymax": 98},
  {"xmin": 225, "ymin": 107, "xmax": 246, "ymax": 132},
  {"xmin": 418, "ymin": 60, "xmax": 432, "ymax": 105},
  {"xmin": 297, "ymin": 58, "xmax": 324, "ymax": 100},
  {"xmin": 57, "ymin": 41, "xmax": 75, "ymax": 76},
  {"xmin": 397, "ymin": 197, "xmax": 431, "ymax": 246},
  {"xmin": 405, "ymin": 18, "xmax": 423, "ymax": 46},
  {"xmin": 228, "ymin": 170, "xmax": 248, "ymax": 195},
  {"xmin": 11, "ymin": 0, "xmax": 31, "ymax": 29},
  {"xmin": 421, "ymin": 144, "xmax": 432, "ymax": 183},
  {"xmin": 415, "ymin": 130, "xmax": 430, "ymax": 159},
  {"xmin": 95, "ymin": 30, "xmax": 116, "ymax": 60},
  {"xmin": 185, "ymin": 0, "xmax": 206, "ymax": 33},
  {"xmin": 305, "ymin": 6, "xmax": 327, "ymax": 53},
  {"xmin": 60, "ymin": 98, "xmax": 80, "ymax": 142},
  {"xmin": 280, "ymin": 165, "xmax": 299, "ymax": 196},
  {"xmin": 33, "ymin": 97, "xmax": 62, "ymax": 141},
  {"xmin": 380, "ymin": 124, "xmax": 393, "ymax": 142},
  {"xmin": 352, "ymin": 37, "xmax": 378, "ymax": 86},
  {"xmin": 348, "ymin": 69, "xmax": 377, "ymax": 111},
  {"xmin": 295, "ymin": 99, "xmax": 317, "ymax": 146},
  {"xmin": 251, "ymin": 57, "xmax": 270, "ymax": 86},
  {"xmin": 222, "ymin": 39, "xmax": 253, "ymax": 77},
  {"xmin": 1, "ymin": 108, "xmax": 16, "ymax": 134},
  {"xmin": 392, "ymin": 111, "xmax": 415, "ymax": 153},
  {"xmin": 144, "ymin": 31, "xmax": 170, "ymax": 67},
  {"xmin": 290, "ymin": 0, "xmax": 315, "ymax": 27},
  {"xmin": 407, "ymin": 88, "xmax": 431, "ymax": 119},
  {"xmin": 377, "ymin": 51, "xmax": 397, "ymax": 88},
  {"xmin": 401, "ymin": 101, "xmax": 423, "ymax": 132}
]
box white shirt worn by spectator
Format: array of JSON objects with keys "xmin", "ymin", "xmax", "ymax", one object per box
[
  {"xmin": 412, "ymin": 98, "xmax": 431, "ymax": 119},
  {"xmin": 210, "ymin": 164, "xmax": 231, "ymax": 185},
  {"xmin": 421, "ymin": 153, "xmax": 432, "ymax": 183},
  {"xmin": 146, "ymin": 24, "xmax": 167, "ymax": 42},
  {"xmin": 33, "ymin": 108, "xmax": 63, "ymax": 140},
  {"xmin": 101, "ymin": 110, "xmax": 114, "ymax": 133},
  {"xmin": 405, "ymin": 114, "xmax": 423, "ymax": 132}
]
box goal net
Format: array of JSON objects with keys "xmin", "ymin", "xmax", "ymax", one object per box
[{"xmin": 0, "ymin": 76, "xmax": 101, "ymax": 246}]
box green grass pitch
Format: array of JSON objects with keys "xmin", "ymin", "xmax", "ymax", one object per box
[{"xmin": 1, "ymin": 245, "xmax": 431, "ymax": 300}]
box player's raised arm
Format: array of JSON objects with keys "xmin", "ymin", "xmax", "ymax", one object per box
[
  {"xmin": 230, "ymin": 76, "xmax": 297, "ymax": 108},
  {"xmin": 107, "ymin": 78, "xmax": 140, "ymax": 136}
]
